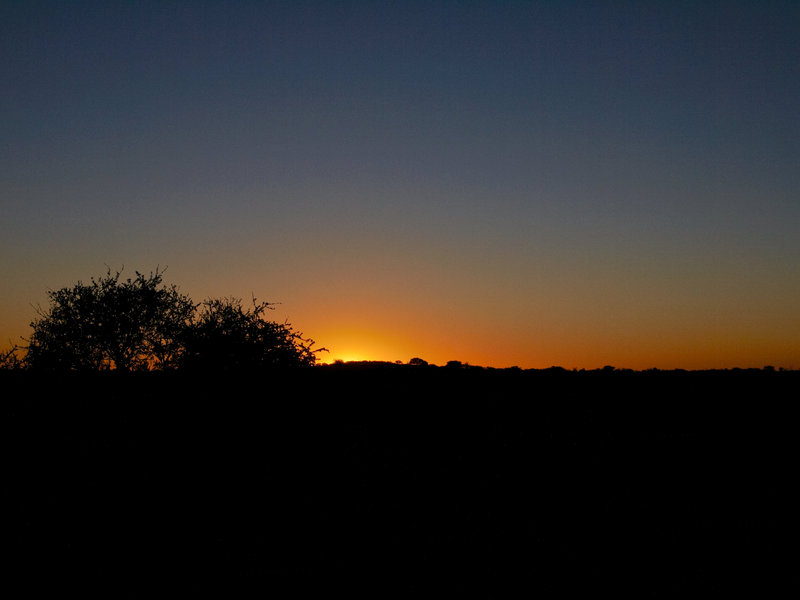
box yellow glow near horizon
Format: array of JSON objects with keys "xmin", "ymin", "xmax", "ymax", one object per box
[
  {"xmin": 314, "ymin": 327, "xmax": 420, "ymax": 365},
  {"xmin": 321, "ymin": 354, "xmax": 371, "ymax": 364}
]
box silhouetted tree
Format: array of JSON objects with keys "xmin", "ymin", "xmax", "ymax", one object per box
[
  {"xmin": 181, "ymin": 297, "xmax": 324, "ymax": 371},
  {"xmin": 26, "ymin": 268, "xmax": 195, "ymax": 371}
]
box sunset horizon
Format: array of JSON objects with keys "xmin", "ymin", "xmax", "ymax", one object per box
[{"xmin": 3, "ymin": 1, "xmax": 798, "ymax": 372}]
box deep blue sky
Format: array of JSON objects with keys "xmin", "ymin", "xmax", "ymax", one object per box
[{"xmin": 3, "ymin": 1, "xmax": 799, "ymax": 368}]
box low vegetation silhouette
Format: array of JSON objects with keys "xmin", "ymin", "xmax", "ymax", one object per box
[{"xmin": 17, "ymin": 268, "xmax": 324, "ymax": 371}]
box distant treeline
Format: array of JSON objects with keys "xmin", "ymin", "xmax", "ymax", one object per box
[{"xmin": 322, "ymin": 359, "xmax": 797, "ymax": 374}]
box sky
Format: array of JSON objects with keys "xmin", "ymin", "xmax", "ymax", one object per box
[{"xmin": 2, "ymin": 0, "xmax": 799, "ymax": 369}]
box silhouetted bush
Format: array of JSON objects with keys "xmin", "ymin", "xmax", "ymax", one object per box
[
  {"xmin": 23, "ymin": 269, "xmax": 324, "ymax": 372},
  {"xmin": 26, "ymin": 269, "xmax": 194, "ymax": 371},
  {"xmin": 0, "ymin": 344, "xmax": 23, "ymax": 370},
  {"xmin": 180, "ymin": 296, "xmax": 323, "ymax": 371}
]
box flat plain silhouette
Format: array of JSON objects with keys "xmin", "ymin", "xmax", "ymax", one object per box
[
  {"xmin": 4, "ymin": 365, "xmax": 797, "ymax": 597},
  {"xmin": 3, "ymin": 271, "xmax": 798, "ymax": 597}
]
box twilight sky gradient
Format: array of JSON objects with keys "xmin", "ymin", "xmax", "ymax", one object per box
[{"xmin": 2, "ymin": 1, "xmax": 799, "ymax": 369}]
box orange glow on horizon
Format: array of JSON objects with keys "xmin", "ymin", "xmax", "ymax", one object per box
[{"xmin": 310, "ymin": 322, "xmax": 800, "ymax": 371}]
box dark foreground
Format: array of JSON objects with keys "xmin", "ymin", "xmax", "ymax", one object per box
[{"xmin": 4, "ymin": 366, "xmax": 798, "ymax": 597}]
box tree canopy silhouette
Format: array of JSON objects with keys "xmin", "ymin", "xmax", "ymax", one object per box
[
  {"xmin": 25, "ymin": 269, "xmax": 323, "ymax": 371},
  {"xmin": 27, "ymin": 269, "xmax": 195, "ymax": 371}
]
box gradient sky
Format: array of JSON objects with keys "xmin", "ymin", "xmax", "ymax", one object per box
[{"xmin": 2, "ymin": 1, "xmax": 799, "ymax": 369}]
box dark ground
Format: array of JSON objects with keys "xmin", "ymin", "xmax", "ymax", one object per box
[{"xmin": 3, "ymin": 365, "xmax": 798, "ymax": 597}]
